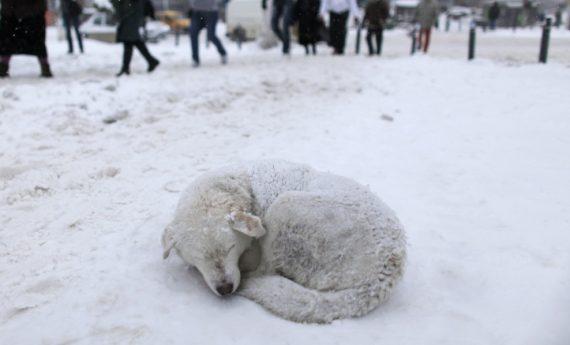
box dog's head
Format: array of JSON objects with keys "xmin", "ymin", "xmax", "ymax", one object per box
[{"xmin": 162, "ymin": 209, "xmax": 265, "ymax": 296}]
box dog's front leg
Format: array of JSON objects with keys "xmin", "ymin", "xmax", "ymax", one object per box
[{"xmin": 238, "ymin": 240, "xmax": 262, "ymax": 276}]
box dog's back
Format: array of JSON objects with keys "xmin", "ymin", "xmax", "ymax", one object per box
[
  {"xmin": 245, "ymin": 160, "xmax": 314, "ymax": 216},
  {"xmin": 235, "ymin": 160, "xmax": 406, "ymax": 323}
]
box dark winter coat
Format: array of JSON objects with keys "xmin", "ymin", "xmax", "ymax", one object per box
[
  {"xmin": 1, "ymin": 0, "xmax": 46, "ymax": 18},
  {"xmin": 364, "ymin": 0, "xmax": 389, "ymax": 30},
  {"xmin": 112, "ymin": 0, "xmax": 145, "ymax": 42},
  {"xmin": 294, "ymin": 0, "xmax": 321, "ymax": 45},
  {"xmin": 0, "ymin": 0, "xmax": 48, "ymax": 57},
  {"xmin": 144, "ymin": 0, "xmax": 156, "ymax": 20},
  {"xmin": 61, "ymin": 0, "xmax": 83, "ymax": 17},
  {"xmin": 488, "ymin": 3, "xmax": 500, "ymax": 21}
]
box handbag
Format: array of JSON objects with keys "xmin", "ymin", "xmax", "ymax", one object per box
[{"xmin": 317, "ymin": 18, "xmax": 330, "ymax": 44}]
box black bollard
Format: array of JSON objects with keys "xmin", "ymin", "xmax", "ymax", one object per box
[
  {"xmin": 410, "ymin": 27, "xmax": 417, "ymax": 55},
  {"xmin": 468, "ymin": 22, "xmax": 476, "ymax": 60},
  {"xmin": 539, "ymin": 18, "xmax": 551, "ymax": 63},
  {"xmin": 355, "ymin": 21, "xmax": 363, "ymax": 55},
  {"xmin": 234, "ymin": 26, "xmax": 246, "ymax": 50}
]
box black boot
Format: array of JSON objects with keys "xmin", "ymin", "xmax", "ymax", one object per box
[
  {"xmin": 117, "ymin": 43, "xmax": 133, "ymax": 77},
  {"xmin": 40, "ymin": 62, "xmax": 53, "ymax": 78},
  {"xmin": 148, "ymin": 59, "xmax": 160, "ymax": 73},
  {"xmin": 0, "ymin": 62, "xmax": 8, "ymax": 78},
  {"xmin": 116, "ymin": 68, "xmax": 130, "ymax": 77},
  {"xmin": 133, "ymin": 42, "xmax": 159, "ymax": 73}
]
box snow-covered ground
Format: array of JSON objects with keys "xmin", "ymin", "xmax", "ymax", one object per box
[{"xmin": 1, "ymin": 27, "xmax": 569, "ymax": 344}]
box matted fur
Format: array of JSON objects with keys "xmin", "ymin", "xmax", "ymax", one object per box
[{"xmin": 162, "ymin": 160, "xmax": 406, "ymax": 323}]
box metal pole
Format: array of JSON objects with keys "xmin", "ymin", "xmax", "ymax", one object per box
[
  {"xmin": 468, "ymin": 21, "xmax": 476, "ymax": 60},
  {"xmin": 539, "ymin": 18, "xmax": 551, "ymax": 63},
  {"xmin": 410, "ymin": 26, "xmax": 417, "ymax": 55},
  {"xmin": 355, "ymin": 21, "xmax": 362, "ymax": 55}
]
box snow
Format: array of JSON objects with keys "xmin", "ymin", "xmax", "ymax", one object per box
[
  {"xmin": 1, "ymin": 27, "xmax": 570, "ymax": 344},
  {"xmin": 395, "ymin": 0, "xmax": 420, "ymax": 8}
]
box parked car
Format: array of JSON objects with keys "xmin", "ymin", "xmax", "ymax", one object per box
[
  {"xmin": 82, "ymin": 9, "xmax": 171, "ymax": 43},
  {"xmin": 156, "ymin": 10, "xmax": 191, "ymax": 33},
  {"xmin": 226, "ymin": 0, "xmax": 264, "ymax": 41},
  {"xmin": 394, "ymin": 0, "xmax": 419, "ymax": 24},
  {"xmin": 447, "ymin": 6, "xmax": 471, "ymax": 20}
]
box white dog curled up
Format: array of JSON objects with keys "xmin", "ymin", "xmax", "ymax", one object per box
[{"xmin": 162, "ymin": 160, "xmax": 406, "ymax": 323}]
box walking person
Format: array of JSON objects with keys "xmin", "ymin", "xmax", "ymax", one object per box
[
  {"xmin": 320, "ymin": 0, "xmax": 361, "ymax": 55},
  {"xmin": 294, "ymin": 0, "xmax": 321, "ymax": 55},
  {"xmin": 189, "ymin": 0, "xmax": 228, "ymax": 67},
  {"xmin": 0, "ymin": 0, "xmax": 53, "ymax": 78},
  {"xmin": 112, "ymin": 0, "xmax": 160, "ymax": 76},
  {"xmin": 488, "ymin": 1, "xmax": 500, "ymax": 30},
  {"xmin": 554, "ymin": 4, "xmax": 563, "ymax": 28},
  {"xmin": 414, "ymin": 0, "xmax": 439, "ymax": 53},
  {"xmin": 363, "ymin": 0, "xmax": 389, "ymax": 56},
  {"xmin": 262, "ymin": 0, "xmax": 295, "ymax": 55},
  {"xmin": 61, "ymin": 0, "xmax": 84, "ymax": 54}
]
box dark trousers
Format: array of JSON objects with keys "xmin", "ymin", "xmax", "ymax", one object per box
[
  {"xmin": 304, "ymin": 44, "xmax": 317, "ymax": 55},
  {"xmin": 63, "ymin": 13, "xmax": 83, "ymax": 53},
  {"xmin": 190, "ymin": 10, "xmax": 227, "ymax": 63},
  {"xmin": 419, "ymin": 28, "xmax": 431, "ymax": 53},
  {"xmin": 271, "ymin": 0, "xmax": 294, "ymax": 54},
  {"xmin": 121, "ymin": 41, "xmax": 157, "ymax": 70},
  {"xmin": 329, "ymin": 11, "xmax": 349, "ymax": 54},
  {"xmin": 366, "ymin": 28, "xmax": 383, "ymax": 55},
  {"xmin": 489, "ymin": 19, "xmax": 497, "ymax": 30}
]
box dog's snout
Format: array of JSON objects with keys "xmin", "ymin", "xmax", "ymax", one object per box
[{"xmin": 216, "ymin": 283, "xmax": 234, "ymax": 296}]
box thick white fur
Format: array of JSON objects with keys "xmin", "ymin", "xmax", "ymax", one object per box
[{"xmin": 162, "ymin": 160, "xmax": 406, "ymax": 323}]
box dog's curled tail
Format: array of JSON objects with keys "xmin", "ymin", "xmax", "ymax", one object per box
[{"xmin": 237, "ymin": 275, "xmax": 397, "ymax": 324}]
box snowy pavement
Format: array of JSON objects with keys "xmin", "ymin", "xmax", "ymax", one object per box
[{"xmin": 1, "ymin": 29, "xmax": 570, "ymax": 344}]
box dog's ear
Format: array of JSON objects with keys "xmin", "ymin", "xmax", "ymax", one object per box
[
  {"xmin": 228, "ymin": 211, "xmax": 266, "ymax": 238},
  {"xmin": 162, "ymin": 225, "xmax": 176, "ymax": 259}
]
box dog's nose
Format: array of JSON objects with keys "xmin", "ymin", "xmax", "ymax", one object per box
[{"xmin": 216, "ymin": 283, "xmax": 234, "ymax": 296}]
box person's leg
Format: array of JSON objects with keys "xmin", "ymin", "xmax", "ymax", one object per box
[
  {"xmin": 271, "ymin": 3, "xmax": 284, "ymax": 42},
  {"xmin": 418, "ymin": 28, "xmax": 425, "ymax": 51},
  {"xmin": 190, "ymin": 12, "xmax": 204, "ymax": 65},
  {"xmin": 0, "ymin": 55, "xmax": 11, "ymax": 77},
  {"xmin": 423, "ymin": 28, "xmax": 431, "ymax": 53},
  {"xmin": 312, "ymin": 43, "xmax": 317, "ymax": 55},
  {"xmin": 134, "ymin": 40, "xmax": 160, "ymax": 71},
  {"xmin": 63, "ymin": 14, "xmax": 74, "ymax": 53},
  {"xmin": 38, "ymin": 57, "xmax": 52, "ymax": 77},
  {"xmin": 366, "ymin": 29, "xmax": 374, "ymax": 55},
  {"xmin": 282, "ymin": 0, "xmax": 293, "ymax": 54},
  {"xmin": 206, "ymin": 11, "xmax": 227, "ymax": 59},
  {"xmin": 338, "ymin": 11, "xmax": 348, "ymax": 54},
  {"xmin": 329, "ymin": 12, "xmax": 341, "ymax": 53},
  {"xmin": 34, "ymin": 15, "xmax": 52, "ymax": 77},
  {"xmin": 304, "ymin": 45, "xmax": 309, "ymax": 55},
  {"xmin": 72, "ymin": 15, "xmax": 84, "ymax": 53},
  {"xmin": 117, "ymin": 42, "xmax": 133, "ymax": 76},
  {"xmin": 377, "ymin": 28, "xmax": 383, "ymax": 55}
]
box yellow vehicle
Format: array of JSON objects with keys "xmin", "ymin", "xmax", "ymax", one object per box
[{"xmin": 156, "ymin": 10, "xmax": 191, "ymax": 32}]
